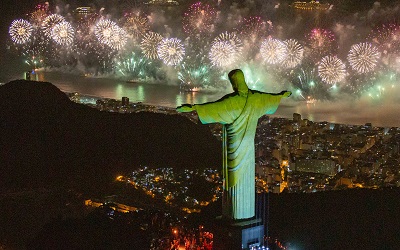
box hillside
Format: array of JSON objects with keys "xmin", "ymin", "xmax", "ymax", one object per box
[{"xmin": 0, "ymin": 80, "xmax": 221, "ymax": 191}]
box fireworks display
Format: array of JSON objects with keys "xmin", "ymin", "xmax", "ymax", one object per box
[
  {"xmin": 140, "ymin": 32, "xmax": 163, "ymax": 60},
  {"xmin": 209, "ymin": 32, "xmax": 243, "ymax": 68},
  {"xmin": 260, "ymin": 38, "xmax": 286, "ymax": 65},
  {"xmin": 281, "ymin": 39, "xmax": 304, "ymax": 69},
  {"xmin": 7, "ymin": 1, "xmax": 400, "ymax": 101},
  {"xmin": 9, "ymin": 19, "xmax": 33, "ymax": 44},
  {"xmin": 318, "ymin": 55, "xmax": 346, "ymax": 85},
  {"xmin": 182, "ymin": 2, "xmax": 217, "ymax": 35},
  {"xmin": 348, "ymin": 42, "xmax": 381, "ymax": 74},
  {"xmin": 157, "ymin": 38, "xmax": 185, "ymax": 66},
  {"xmin": 42, "ymin": 14, "xmax": 65, "ymax": 37},
  {"xmin": 51, "ymin": 21, "xmax": 74, "ymax": 46}
]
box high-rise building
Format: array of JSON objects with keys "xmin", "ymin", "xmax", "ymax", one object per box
[
  {"xmin": 121, "ymin": 97, "xmax": 130, "ymax": 106},
  {"xmin": 293, "ymin": 113, "xmax": 301, "ymax": 123}
]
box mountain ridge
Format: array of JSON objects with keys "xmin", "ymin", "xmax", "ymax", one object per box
[{"xmin": 0, "ymin": 79, "xmax": 221, "ymax": 191}]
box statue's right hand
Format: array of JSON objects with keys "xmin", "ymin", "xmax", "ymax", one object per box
[{"xmin": 176, "ymin": 104, "xmax": 194, "ymax": 113}]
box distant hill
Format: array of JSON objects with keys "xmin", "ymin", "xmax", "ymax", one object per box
[{"xmin": 0, "ymin": 80, "xmax": 221, "ymax": 191}]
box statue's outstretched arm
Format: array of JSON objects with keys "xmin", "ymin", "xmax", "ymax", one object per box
[{"xmin": 176, "ymin": 104, "xmax": 197, "ymax": 113}]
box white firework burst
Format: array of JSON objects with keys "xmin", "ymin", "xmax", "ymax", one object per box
[
  {"xmin": 94, "ymin": 19, "xmax": 127, "ymax": 50},
  {"xmin": 281, "ymin": 39, "xmax": 304, "ymax": 68},
  {"xmin": 157, "ymin": 38, "xmax": 185, "ymax": 66},
  {"xmin": 208, "ymin": 32, "xmax": 243, "ymax": 68},
  {"xmin": 51, "ymin": 21, "xmax": 74, "ymax": 46},
  {"xmin": 260, "ymin": 37, "xmax": 286, "ymax": 65},
  {"xmin": 318, "ymin": 55, "xmax": 346, "ymax": 84},
  {"xmin": 140, "ymin": 32, "xmax": 163, "ymax": 59},
  {"xmin": 347, "ymin": 42, "xmax": 381, "ymax": 74},
  {"xmin": 9, "ymin": 19, "xmax": 33, "ymax": 44},
  {"xmin": 42, "ymin": 14, "xmax": 65, "ymax": 37},
  {"xmin": 110, "ymin": 26, "xmax": 127, "ymax": 50}
]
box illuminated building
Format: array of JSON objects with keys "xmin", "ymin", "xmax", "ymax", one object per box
[
  {"xmin": 280, "ymin": 160, "xmax": 289, "ymax": 192},
  {"xmin": 121, "ymin": 96, "xmax": 129, "ymax": 106},
  {"xmin": 74, "ymin": 7, "xmax": 93, "ymax": 18},
  {"xmin": 291, "ymin": 0, "xmax": 330, "ymax": 10},
  {"xmin": 293, "ymin": 113, "xmax": 302, "ymax": 123},
  {"xmin": 145, "ymin": 0, "xmax": 179, "ymax": 6},
  {"xmin": 295, "ymin": 158, "xmax": 337, "ymax": 176}
]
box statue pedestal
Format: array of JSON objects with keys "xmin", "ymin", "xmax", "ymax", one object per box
[{"xmin": 212, "ymin": 217, "xmax": 264, "ymax": 250}]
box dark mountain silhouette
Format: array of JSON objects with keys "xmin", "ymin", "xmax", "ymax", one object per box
[
  {"xmin": 0, "ymin": 80, "xmax": 221, "ymax": 191},
  {"xmin": 2, "ymin": 80, "xmax": 400, "ymax": 250}
]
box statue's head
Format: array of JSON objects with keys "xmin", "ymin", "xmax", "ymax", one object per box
[{"xmin": 228, "ymin": 69, "xmax": 248, "ymax": 95}]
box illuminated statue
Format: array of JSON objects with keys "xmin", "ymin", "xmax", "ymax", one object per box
[{"xmin": 177, "ymin": 69, "xmax": 291, "ymax": 220}]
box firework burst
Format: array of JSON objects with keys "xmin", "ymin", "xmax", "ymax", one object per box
[
  {"xmin": 368, "ymin": 23, "xmax": 400, "ymax": 52},
  {"xmin": 318, "ymin": 55, "xmax": 346, "ymax": 84},
  {"xmin": 42, "ymin": 14, "xmax": 65, "ymax": 37},
  {"xmin": 306, "ymin": 28, "xmax": 336, "ymax": 59},
  {"xmin": 110, "ymin": 26, "xmax": 127, "ymax": 50},
  {"xmin": 182, "ymin": 2, "xmax": 217, "ymax": 35},
  {"xmin": 347, "ymin": 42, "xmax": 381, "ymax": 74},
  {"xmin": 95, "ymin": 19, "xmax": 127, "ymax": 50},
  {"xmin": 287, "ymin": 64, "xmax": 333, "ymax": 100},
  {"xmin": 178, "ymin": 63, "xmax": 212, "ymax": 90},
  {"xmin": 281, "ymin": 39, "xmax": 304, "ymax": 68},
  {"xmin": 116, "ymin": 52, "xmax": 152, "ymax": 79},
  {"xmin": 236, "ymin": 16, "xmax": 271, "ymax": 44},
  {"xmin": 9, "ymin": 19, "xmax": 33, "ymax": 44},
  {"xmin": 260, "ymin": 37, "xmax": 286, "ymax": 65},
  {"xmin": 122, "ymin": 14, "xmax": 150, "ymax": 39},
  {"xmin": 209, "ymin": 32, "xmax": 243, "ymax": 68},
  {"xmin": 30, "ymin": 10, "xmax": 48, "ymax": 27},
  {"xmin": 51, "ymin": 21, "xmax": 74, "ymax": 46},
  {"xmin": 140, "ymin": 32, "xmax": 163, "ymax": 60},
  {"xmin": 157, "ymin": 38, "xmax": 185, "ymax": 66},
  {"xmin": 94, "ymin": 19, "xmax": 117, "ymax": 45}
]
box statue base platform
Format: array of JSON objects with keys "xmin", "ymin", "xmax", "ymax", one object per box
[{"xmin": 212, "ymin": 217, "xmax": 264, "ymax": 250}]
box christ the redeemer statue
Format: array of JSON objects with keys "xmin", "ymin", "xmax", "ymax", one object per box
[{"xmin": 177, "ymin": 69, "xmax": 291, "ymax": 220}]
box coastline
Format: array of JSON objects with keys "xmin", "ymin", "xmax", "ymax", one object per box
[{"xmin": 1, "ymin": 70, "xmax": 399, "ymax": 128}]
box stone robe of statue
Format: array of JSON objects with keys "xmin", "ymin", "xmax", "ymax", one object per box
[{"xmin": 177, "ymin": 69, "xmax": 291, "ymax": 220}]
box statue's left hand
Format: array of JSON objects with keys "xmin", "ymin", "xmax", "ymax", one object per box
[
  {"xmin": 176, "ymin": 104, "xmax": 194, "ymax": 112},
  {"xmin": 281, "ymin": 91, "xmax": 292, "ymax": 98}
]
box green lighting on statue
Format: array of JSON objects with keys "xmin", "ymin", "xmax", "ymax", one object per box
[{"xmin": 177, "ymin": 69, "xmax": 290, "ymax": 220}]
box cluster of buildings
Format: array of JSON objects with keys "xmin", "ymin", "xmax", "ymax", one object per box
[
  {"xmin": 254, "ymin": 113, "xmax": 400, "ymax": 193},
  {"xmin": 71, "ymin": 94, "xmax": 400, "ymax": 196},
  {"xmin": 118, "ymin": 167, "xmax": 221, "ymax": 213}
]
